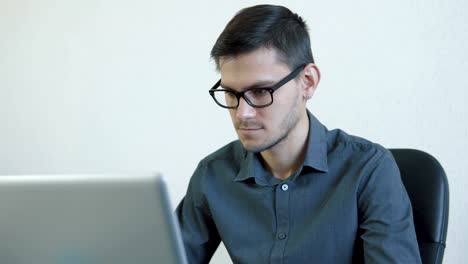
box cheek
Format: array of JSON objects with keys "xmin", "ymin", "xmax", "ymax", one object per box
[
  {"xmin": 275, "ymin": 84, "xmax": 299, "ymax": 105},
  {"xmin": 268, "ymin": 93, "xmax": 299, "ymax": 124},
  {"xmin": 228, "ymin": 109, "xmax": 236, "ymax": 121}
]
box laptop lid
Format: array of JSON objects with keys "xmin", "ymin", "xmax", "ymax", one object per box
[{"xmin": 0, "ymin": 173, "xmax": 187, "ymax": 264}]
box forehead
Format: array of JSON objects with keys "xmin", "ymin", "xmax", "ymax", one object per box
[{"xmin": 219, "ymin": 48, "xmax": 291, "ymax": 90}]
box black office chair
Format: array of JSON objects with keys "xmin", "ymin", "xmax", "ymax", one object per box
[{"xmin": 389, "ymin": 149, "xmax": 449, "ymax": 264}]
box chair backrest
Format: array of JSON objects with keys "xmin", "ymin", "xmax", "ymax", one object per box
[{"xmin": 389, "ymin": 149, "xmax": 449, "ymax": 264}]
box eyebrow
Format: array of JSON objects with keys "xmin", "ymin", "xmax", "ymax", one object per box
[{"xmin": 220, "ymin": 80, "xmax": 278, "ymax": 91}]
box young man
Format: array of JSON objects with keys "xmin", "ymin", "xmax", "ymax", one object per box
[{"xmin": 177, "ymin": 5, "xmax": 421, "ymax": 263}]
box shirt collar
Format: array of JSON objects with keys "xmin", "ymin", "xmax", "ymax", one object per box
[
  {"xmin": 234, "ymin": 110, "xmax": 329, "ymax": 184},
  {"xmin": 234, "ymin": 152, "xmax": 275, "ymax": 186},
  {"xmin": 303, "ymin": 110, "xmax": 329, "ymax": 173}
]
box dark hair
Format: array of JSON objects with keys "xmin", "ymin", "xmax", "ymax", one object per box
[{"xmin": 210, "ymin": 5, "xmax": 314, "ymax": 71}]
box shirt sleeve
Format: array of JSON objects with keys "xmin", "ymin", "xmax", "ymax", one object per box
[
  {"xmin": 175, "ymin": 161, "xmax": 221, "ymax": 264},
  {"xmin": 357, "ymin": 150, "xmax": 422, "ymax": 263}
]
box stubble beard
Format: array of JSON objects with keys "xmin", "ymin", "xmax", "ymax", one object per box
[{"xmin": 241, "ymin": 99, "xmax": 302, "ymax": 153}]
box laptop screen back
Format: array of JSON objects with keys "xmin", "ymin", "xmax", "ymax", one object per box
[{"xmin": 0, "ymin": 174, "xmax": 187, "ymax": 264}]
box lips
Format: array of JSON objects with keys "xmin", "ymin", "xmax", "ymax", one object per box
[{"xmin": 237, "ymin": 127, "xmax": 262, "ymax": 137}]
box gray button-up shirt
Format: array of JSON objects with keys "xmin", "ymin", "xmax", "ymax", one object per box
[{"xmin": 176, "ymin": 111, "xmax": 421, "ymax": 263}]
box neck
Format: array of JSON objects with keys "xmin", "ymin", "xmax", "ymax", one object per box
[{"xmin": 260, "ymin": 112, "xmax": 310, "ymax": 180}]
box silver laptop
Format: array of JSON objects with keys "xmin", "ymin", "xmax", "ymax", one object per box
[{"xmin": 0, "ymin": 174, "xmax": 187, "ymax": 264}]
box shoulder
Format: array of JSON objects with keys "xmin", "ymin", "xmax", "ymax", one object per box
[
  {"xmin": 326, "ymin": 128, "xmax": 398, "ymax": 190},
  {"xmin": 201, "ymin": 140, "xmax": 245, "ymax": 165},
  {"xmin": 327, "ymin": 129, "xmax": 402, "ymax": 198},
  {"xmin": 184, "ymin": 140, "xmax": 245, "ymax": 204},
  {"xmin": 192, "ymin": 140, "xmax": 245, "ymax": 184},
  {"xmin": 327, "ymin": 128, "xmax": 390, "ymax": 162}
]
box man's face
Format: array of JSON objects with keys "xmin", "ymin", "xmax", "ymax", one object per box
[{"xmin": 219, "ymin": 48, "xmax": 306, "ymax": 152}]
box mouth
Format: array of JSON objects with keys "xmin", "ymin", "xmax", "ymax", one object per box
[
  {"xmin": 239, "ymin": 127, "xmax": 262, "ymax": 130},
  {"xmin": 237, "ymin": 127, "xmax": 263, "ymax": 137}
]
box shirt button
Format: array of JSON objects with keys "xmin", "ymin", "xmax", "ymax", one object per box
[
  {"xmin": 278, "ymin": 232, "xmax": 287, "ymax": 240},
  {"xmin": 281, "ymin": 184, "xmax": 289, "ymax": 191}
]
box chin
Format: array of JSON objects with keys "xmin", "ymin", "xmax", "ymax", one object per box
[{"xmin": 239, "ymin": 140, "xmax": 269, "ymax": 153}]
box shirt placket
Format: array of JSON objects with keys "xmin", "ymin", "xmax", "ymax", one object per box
[{"xmin": 270, "ymin": 182, "xmax": 291, "ymax": 264}]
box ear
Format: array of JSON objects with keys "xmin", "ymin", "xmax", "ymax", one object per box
[{"xmin": 301, "ymin": 63, "xmax": 321, "ymax": 99}]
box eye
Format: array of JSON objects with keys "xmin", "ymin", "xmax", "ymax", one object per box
[
  {"xmin": 225, "ymin": 91, "xmax": 236, "ymax": 99},
  {"xmin": 248, "ymin": 89, "xmax": 269, "ymax": 97}
]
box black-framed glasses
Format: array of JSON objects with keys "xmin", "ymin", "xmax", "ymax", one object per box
[{"xmin": 208, "ymin": 64, "xmax": 306, "ymax": 109}]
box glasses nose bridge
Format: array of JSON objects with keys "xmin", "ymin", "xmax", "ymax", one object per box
[
  {"xmin": 236, "ymin": 93, "xmax": 256, "ymax": 115},
  {"xmin": 236, "ymin": 91, "xmax": 252, "ymax": 108}
]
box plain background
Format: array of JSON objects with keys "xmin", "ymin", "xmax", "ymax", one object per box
[{"xmin": 1, "ymin": 0, "xmax": 466, "ymax": 263}]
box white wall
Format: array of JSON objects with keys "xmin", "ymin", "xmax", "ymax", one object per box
[{"xmin": 1, "ymin": 0, "xmax": 466, "ymax": 263}]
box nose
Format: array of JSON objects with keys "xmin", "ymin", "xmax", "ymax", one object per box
[{"xmin": 236, "ymin": 97, "xmax": 256, "ymax": 120}]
